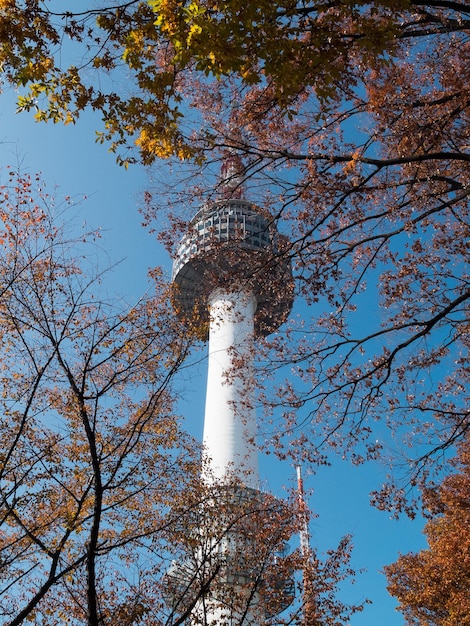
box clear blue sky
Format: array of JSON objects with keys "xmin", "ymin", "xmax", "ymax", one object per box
[{"xmin": 0, "ymin": 88, "xmax": 427, "ymax": 625}]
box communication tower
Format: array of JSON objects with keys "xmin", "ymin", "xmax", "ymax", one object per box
[{"xmin": 169, "ymin": 156, "xmax": 294, "ymax": 624}]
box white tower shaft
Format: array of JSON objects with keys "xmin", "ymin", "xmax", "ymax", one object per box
[
  {"xmin": 170, "ymin": 193, "xmax": 294, "ymax": 624},
  {"xmin": 203, "ymin": 288, "xmax": 259, "ymax": 487}
]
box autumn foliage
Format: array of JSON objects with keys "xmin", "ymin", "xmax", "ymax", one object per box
[
  {"xmin": 0, "ymin": 171, "xmax": 370, "ymax": 625},
  {"xmin": 0, "ymin": 169, "xmax": 202, "ymax": 624},
  {"xmin": 150, "ymin": 0, "xmax": 468, "ymax": 512},
  {"xmin": 0, "ymin": 0, "xmax": 465, "ymax": 513},
  {"xmin": 0, "ymin": 1, "xmax": 468, "ymax": 613},
  {"xmin": 385, "ymin": 437, "xmax": 470, "ymax": 625},
  {"xmin": 0, "ymin": 1, "xmax": 438, "ymax": 164}
]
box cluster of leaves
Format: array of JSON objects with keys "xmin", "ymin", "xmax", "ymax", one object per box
[
  {"xmin": 1, "ymin": 1, "xmax": 403, "ymax": 164},
  {"xmin": 0, "ymin": 169, "xmax": 204, "ymax": 624},
  {"xmin": 385, "ymin": 436, "xmax": 470, "ymax": 625}
]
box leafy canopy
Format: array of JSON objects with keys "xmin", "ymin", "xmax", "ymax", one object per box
[
  {"xmin": 0, "ymin": 168, "xmax": 203, "ymax": 624},
  {"xmin": 385, "ymin": 437, "xmax": 470, "ymax": 625},
  {"xmin": 1, "ymin": 0, "xmax": 404, "ymax": 164},
  {"xmin": 0, "ymin": 0, "xmax": 468, "ymax": 515}
]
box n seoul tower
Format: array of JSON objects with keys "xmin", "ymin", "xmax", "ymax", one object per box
[{"xmin": 170, "ymin": 154, "xmax": 294, "ymax": 624}]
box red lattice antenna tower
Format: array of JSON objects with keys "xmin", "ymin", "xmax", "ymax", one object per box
[
  {"xmin": 296, "ymin": 465, "xmax": 311, "ymax": 559},
  {"xmin": 220, "ymin": 151, "xmax": 245, "ymax": 199},
  {"xmin": 296, "ymin": 465, "xmax": 321, "ymax": 625}
]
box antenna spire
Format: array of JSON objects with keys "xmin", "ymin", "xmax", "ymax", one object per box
[
  {"xmin": 296, "ymin": 465, "xmax": 311, "ymax": 559},
  {"xmin": 296, "ymin": 465, "xmax": 321, "ymax": 625},
  {"xmin": 220, "ymin": 151, "xmax": 245, "ymax": 199}
]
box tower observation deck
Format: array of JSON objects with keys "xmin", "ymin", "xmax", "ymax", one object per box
[
  {"xmin": 168, "ymin": 161, "xmax": 295, "ymax": 625},
  {"xmin": 172, "ymin": 198, "xmax": 293, "ymax": 337}
]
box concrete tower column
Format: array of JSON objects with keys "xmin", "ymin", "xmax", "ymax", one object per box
[
  {"xmin": 169, "ymin": 190, "xmax": 295, "ymax": 624},
  {"xmin": 203, "ymin": 288, "xmax": 259, "ymax": 486}
]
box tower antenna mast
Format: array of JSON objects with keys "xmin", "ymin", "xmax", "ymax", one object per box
[
  {"xmin": 296, "ymin": 465, "xmax": 320, "ymax": 625},
  {"xmin": 296, "ymin": 465, "xmax": 311, "ymax": 559}
]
